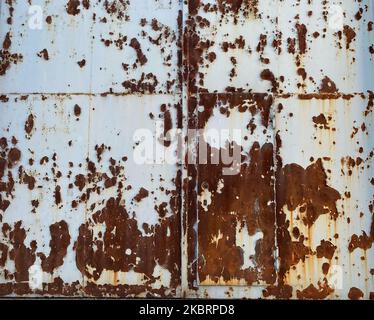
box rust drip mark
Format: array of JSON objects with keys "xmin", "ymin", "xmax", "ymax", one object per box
[
  {"xmin": 24, "ymin": 114, "xmax": 34, "ymax": 136},
  {"xmin": 295, "ymin": 23, "xmax": 307, "ymax": 55},
  {"xmin": 297, "ymin": 68, "xmax": 307, "ymax": 81},
  {"xmin": 364, "ymin": 93, "xmax": 374, "ymax": 116},
  {"xmin": 38, "ymin": 221, "xmax": 71, "ymax": 274},
  {"xmin": 287, "ymin": 38, "xmax": 296, "ymax": 55},
  {"xmin": 277, "ymin": 159, "xmax": 341, "ymax": 227},
  {"xmin": 54, "ymin": 185, "xmax": 62, "ymax": 205},
  {"xmin": 160, "ymin": 104, "xmax": 172, "ymax": 147},
  {"xmin": 322, "ymin": 262, "xmax": 330, "ymax": 275}
]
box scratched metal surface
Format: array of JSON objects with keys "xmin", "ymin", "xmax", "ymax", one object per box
[{"xmin": 0, "ymin": 0, "xmax": 373, "ymax": 299}]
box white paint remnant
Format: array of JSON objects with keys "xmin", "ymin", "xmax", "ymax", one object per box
[
  {"xmin": 235, "ymin": 222, "xmax": 263, "ymax": 269},
  {"xmin": 216, "ymin": 178, "xmax": 224, "ymax": 193},
  {"xmin": 151, "ymin": 263, "xmax": 171, "ymax": 289},
  {"xmin": 211, "ymin": 230, "xmax": 224, "ymax": 247},
  {"xmin": 198, "ymin": 187, "xmax": 212, "ymax": 212}
]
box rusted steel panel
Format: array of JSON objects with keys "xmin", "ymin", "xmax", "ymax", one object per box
[
  {"xmin": 276, "ymin": 0, "xmax": 374, "ymax": 94},
  {"xmin": 275, "ymin": 94, "xmax": 374, "ymax": 299},
  {"xmin": 196, "ymin": 93, "xmax": 276, "ymax": 286},
  {"xmin": 0, "ymin": 0, "xmax": 183, "ymax": 297},
  {"xmin": 183, "ymin": 0, "xmax": 374, "ymax": 300},
  {"xmin": 0, "ymin": 93, "xmax": 182, "ymax": 297},
  {"xmin": 0, "ymin": 0, "xmax": 373, "ymax": 300},
  {"xmin": 0, "ymin": 0, "xmax": 181, "ymax": 94}
]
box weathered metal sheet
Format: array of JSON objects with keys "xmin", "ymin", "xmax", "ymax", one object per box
[
  {"xmin": 275, "ymin": 94, "xmax": 374, "ymax": 299},
  {"xmin": 0, "ymin": 0, "xmax": 373, "ymax": 300},
  {"xmin": 182, "ymin": 0, "xmax": 374, "ymax": 300},
  {"xmin": 0, "ymin": 0, "xmax": 183, "ymax": 297},
  {"xmin": 196, "ymin": 93, "xmax": 276, "ymax": 286}
]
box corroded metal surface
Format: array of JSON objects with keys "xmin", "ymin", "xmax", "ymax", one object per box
[
  {"xmin": 0, "ymin": 0, "xmax": 373, "ymax": 299},
  {"xmin": 182, "ymin": 0, "xmax": 374, "ymax": 300},
  {"xmin": 0, "ymin": 0, "xmax": 183, "ymax": 298}
]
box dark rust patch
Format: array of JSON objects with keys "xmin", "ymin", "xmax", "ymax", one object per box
[
  {"xmin": 277, "ymin": 159, "xmax": 341, "ymax": 227},
  {"xmin": 75, "ymin": 196, "xmax": 181, "ymax": 288},
  {"xmin": 8, "ymin": 148, "xmax": 21, "ymax": 165},
  {"xmin": 343, "ymin": 25, "xmax": 356, "ymax": 50},
  {"xmin": 66, "ymin": 0, "xmax": 81, "ymax": 15},
  {"xmin": 320, "ymin": 76, "xmax": 338, "ymax": 94},
  {"xmin": 312, "ymin": 114, "xmax": 330, "ymax": 129},
  {"xmin": 77, "ymin": 59, "xmax": 86, "ymax": 68},
  {"xmin": 129, "ymin": 38, "xmax": 148, "ymax": 66},
  {"xmin": 24, "ymin": 114, "xmax": 34, "ymax": 135},
  {"xmin": 0, "ymin": 32, "xmax": 23, "ymax": 76},
  {"xmin": 38, "ymin": 221, "xmax": 71, "ymax": 274},
  {"xmin": 316, "ymin": 240, "xmax": 336, "ymax": 260},
  {"xmin": 296, "ymin": 282, "xmax": 334, "ymax": 300},
  {"xmin": 8, "ymin": 221, "xmax": 37, "ymax": 282},
  {"xmin": 198, "ymin": 142, "xmax": 276, "ymax": 285},
  {"xmin": 295, "ymin": 23, "xmax": 307, "ymax": 54},
  {"xmin": 348, "ymin": 287, "xmax": 364, "ymax": 300},
  {"xmin": 37, "ymin": 49, "xmax": 49, "ymax": 61},
  {"xmin": 74, "ymin": 104, "xmax": 81, "ymax": 117},
  {"xmin": 133, "ymin": 187, "xmax": 149, "ymax": 203}
]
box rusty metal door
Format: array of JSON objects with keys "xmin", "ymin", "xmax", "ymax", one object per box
[{"xmin": 0, "ymin": 0, "xmax": 374, "ymax": 300}]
